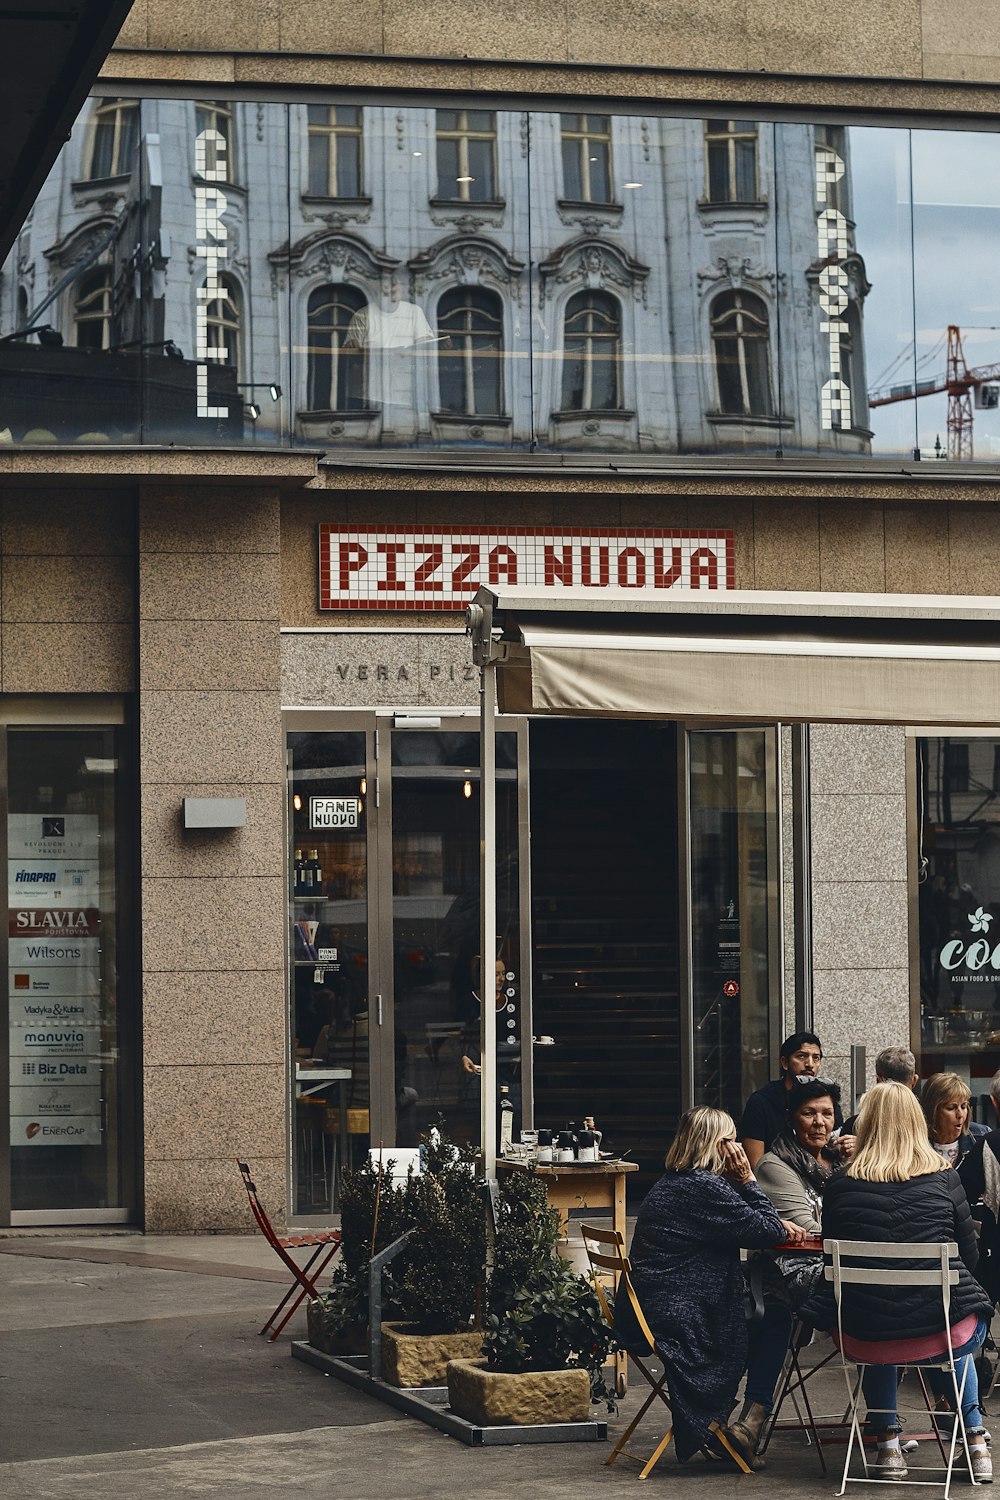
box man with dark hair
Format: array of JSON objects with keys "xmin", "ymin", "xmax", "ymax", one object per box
[{"xmin": 739, "ymin": 1030, "xmax": 843, "ymax": 1169}]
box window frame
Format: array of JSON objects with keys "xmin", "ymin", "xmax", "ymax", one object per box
[
  {"xmin": 74, "ymin": 266, "xmax": 113, "ymax": 350},
  {"xmin": 703, "ymin": 118, "xmax": 759, "ymax": 204},
  {"xmin": 435, "ymin": 109, "xmax": 498, "ymax": 204},
  {"xmin": 710, "ymin": 288, "xmax": 775, "ymax": 419},
  {"xmin": 559, "ymin": 113, "xmax": 614, "ymax": 205},
  {"xmin": 88, "ymin": 98, "xmax": 140, "ymax": 182},
  {"xmin": 560, "ymin": 289, "xmax": 622, "ymax": 413},
  {"xmin": 306, "ymin": 105, "xmax": 364, "ymax": 199},
  {"xmin": 305, "ymin": 282, "xmax": 368, "ymax": 413},
  {"xmin": 436, "ymin": 287, "xmax": 505, "ymax": 416}
]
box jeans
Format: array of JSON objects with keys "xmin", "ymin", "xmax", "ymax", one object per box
[
  {"xmin": 860, "ymin": 1316, "xmax": 989, "ymax": 1436},
  {"xmin": 745, "ymin": 1302, "xmax": 794, "ymax": 1410}
]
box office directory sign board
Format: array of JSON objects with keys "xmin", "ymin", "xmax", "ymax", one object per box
[{"xmin": 8, "ymin": 814, "xmax": 103, "ymax": 1147}]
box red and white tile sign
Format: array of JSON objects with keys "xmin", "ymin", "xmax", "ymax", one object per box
[{"xmin": 319, "ymin": 526, "xmax": 734, "ymax": 611}]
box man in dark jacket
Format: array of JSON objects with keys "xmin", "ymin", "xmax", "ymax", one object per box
[
  {"xmin": 959, "ymin": 1067, "xmax": 1000, "ymax": 1305},
  {"xmin": 739, "ymin": 1030, "xmax": 844, "ymax": 1168}
]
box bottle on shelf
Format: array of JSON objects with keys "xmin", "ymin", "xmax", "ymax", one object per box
[
  {"xmin": 307, "ymin": 848, "xmax": 323, "ymax": 892},
  {"xmin": 293, "ymin": 848, "xmax": 304, "ymax": 896},
  {"xmin": 499, "ymin": 1086, "xmax": 514, "ymax": 1154}
]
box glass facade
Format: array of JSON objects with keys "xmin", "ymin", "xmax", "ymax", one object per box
[
  {"xmin": 6, "ymin": 728, "xmax": 129, "ymax": 1217},
  {"xmin": 5, "ymin": 94, "xmax": 1000, "ymax": 464},
  {"xmin": 917, "ymin": 736, "xmax": 1000, "ymax": 1111}
]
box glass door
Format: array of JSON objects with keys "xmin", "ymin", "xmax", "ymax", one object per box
[
  {"xmin": 378, "ymin": 720, "xmax": 529, "ymax": 1150},
  {"xmin": 685, "ymin": 727, "xmax": 781, "ymax": 1122},
  {"xmin": 287, "ymin": 726, "xmax": 377, "ymax": 1216}
]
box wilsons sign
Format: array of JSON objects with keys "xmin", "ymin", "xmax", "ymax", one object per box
[{"xmin": 319, "ymin": 526, "xmax": 733, "ymax": 611}]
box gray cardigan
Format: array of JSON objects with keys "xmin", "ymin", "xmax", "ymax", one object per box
[{"xmin": 755, "ymin": 1151, "xmax": 823, "ymax": 1234}]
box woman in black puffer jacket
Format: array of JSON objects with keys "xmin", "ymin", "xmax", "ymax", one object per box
[{"xmin": 801, "ymin": 1081, "xmax": 993, "ymax": 1483}]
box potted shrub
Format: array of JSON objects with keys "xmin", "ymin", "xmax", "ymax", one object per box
[
  {"xmin": 307, "ymin": 1150, "xmax": 409, "ymax": 1356},
  {"xmin": 382, "ymin": 1132, "xmax": 486, "ymax": 1387},
  {"xmin": 447, "ymin": 1169, "xmax": 618, "ymax": 1427}
]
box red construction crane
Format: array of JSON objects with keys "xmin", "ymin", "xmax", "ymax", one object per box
[{"xmin": 868, "ymin": 325, "xmax": 1000, "ymax": 460}]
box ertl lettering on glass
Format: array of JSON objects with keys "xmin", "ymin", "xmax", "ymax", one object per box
[
  {"xmin": 195, "ymin": 128, "xmax": 229, "ymax": 418},
  {"xmin": 816, "ymin": 145, "xmax": 852, "ymax": 431}
]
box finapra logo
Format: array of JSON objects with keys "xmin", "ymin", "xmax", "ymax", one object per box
[{"xmin": 15, "ymin": 870, "xmax": 56, "ymax": 883}]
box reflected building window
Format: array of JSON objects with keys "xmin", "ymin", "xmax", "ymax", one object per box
[
  {"xmin": 16, "ymin": 286, "xmax": 28, "ymax": 329},
  {"xmin": 560, "ymin": 290, "xmax": 621, "ymax": 411},
  {"xmin": 205, "ymin": 274, "xmax": 242, "ymax": 380},
  {"xmin": 437, "ymin": 288, "xmax": 504, "ymax": 415},
  {"xmin": 307, "ymin": 284, "xmax": 367, "ymax": 411},
  {"xmin": 74, "ymin": 268, "xmax": 112, "ymax": 349},
  {"xmin": 435, "ymin": 109, "xmax": 497, "ymax": 202},
  {"xmin": 704, "ymin": 119, "xmax": 758, "ymax": 203},
  {"xmin": 195, "ymin": 101, "xmax": 235, "ymax": 182},
  {"xmin": 560, "ymin": 114, "xmax": 613, "ymax": 203},
  {"xmin": 89, "ymin": 98, "xmax": 139, "ymax": 180},
  {"xmin": 307, "ymin": 106, "xmax": 363, "ymax": 198},
  {"xmin": 710, "ymin": 289, "xmax": 774, "ymax": 418}
]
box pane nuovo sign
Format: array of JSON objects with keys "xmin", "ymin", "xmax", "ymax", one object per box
[{"xmin": 319, "ymin": 525, "xmax": 734, "ymax": 610}]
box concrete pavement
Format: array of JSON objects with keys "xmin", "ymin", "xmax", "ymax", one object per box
[{"xmin": 0, "ymin": 1232, "xmax": 979, "ymax": 1499}]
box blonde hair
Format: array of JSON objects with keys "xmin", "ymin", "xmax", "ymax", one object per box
[
  {"xmin": 665, "ymin": 1106, "xmax": 735, "ymax": 1174},
  {"xmin": 921, "ymin": 1072, "xmax": 972, "ymax": 1143},
  {"xmin": 849, "ymin": 1080, "xmax": 947, "ymax": 1181}
]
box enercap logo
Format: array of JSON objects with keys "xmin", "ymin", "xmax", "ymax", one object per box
[{"xmin": 940, "ymin": 907, "xmax": 1000, "ymax": 979}]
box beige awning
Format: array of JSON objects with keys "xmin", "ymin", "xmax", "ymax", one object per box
[{"xmin": 470, "ymin": 586, "xmax": 1000, "ymax": 725}]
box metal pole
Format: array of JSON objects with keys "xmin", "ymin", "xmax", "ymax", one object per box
[
  {"xmin": 850, "ymin": 1043, "xmax": 867, "ymax": 1115},
  {"xmin": 480, "ymin": 657, "xmax": 498, "ymax": 1175}
]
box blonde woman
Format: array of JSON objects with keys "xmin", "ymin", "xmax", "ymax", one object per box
[
  {"xmin": 613, "ymin": 1106, "xmax": 804, "ymax": 1467},
  {"xmin": 801, "ymin": 1081, "xmax": 993, "ymax": 1482},
  {"xmin": 922, "ymin": 1071, "xmax": 988, "ymax": 1168}
]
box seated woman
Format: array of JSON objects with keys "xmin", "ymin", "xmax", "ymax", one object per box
[
  {"xmin": 727, "ymin": 1078, "xmax": 843, "ymax": 1468},
  {"xmin": 922, "ymin": 1071, "xmax": 988, "ymax": 1167},
  {"xmin": 614, "ymin": 1105, "xmax": 804, "ymax": 1467},
  {"xmin": 801, "ymin": 1080, "xmax": 993, "ymax": 1482}
]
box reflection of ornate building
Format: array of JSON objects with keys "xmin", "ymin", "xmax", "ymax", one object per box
[{"xmin": 1, "ymin": 99, "xmax": 870, "ymax": 456}]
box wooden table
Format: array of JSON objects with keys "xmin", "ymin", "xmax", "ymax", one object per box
[{"xmin": 496, "ymin": 1158, "xmax": 638, "ymax": 1391}]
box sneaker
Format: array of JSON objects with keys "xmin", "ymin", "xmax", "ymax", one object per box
[
  {"xmin": 876, "ymin": 1446, "xmax": 908, "ymax": 1481},
  {"xmin": 970, "ymin": 1447, "xmax": 993, "ymax": 1483}
]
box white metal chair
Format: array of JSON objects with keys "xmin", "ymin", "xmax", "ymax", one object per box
[{"xmin": 826, "ymin": 1238, "xmax": 981, "ymax": 1498}]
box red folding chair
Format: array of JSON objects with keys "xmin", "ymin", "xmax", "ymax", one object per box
[{"xmin": 237, "ymin": 1160, "xmax": 341, "ymax": 1342}]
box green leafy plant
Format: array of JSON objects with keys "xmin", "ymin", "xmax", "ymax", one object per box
[
  {"xmin": 484, "ymin": 1169, "xmax": 617, "ymax": 1409},
  {"xmin": 399, "ymin": 1133, "xmax": 486, "ymax": 1334},
  {"xmin": 483, "ymin": 1255, "xmax": 617, "ymax": 1407},
  {"xmin": 311, "ymin": 1150, "xmax": 410, "ymax": 1342}
]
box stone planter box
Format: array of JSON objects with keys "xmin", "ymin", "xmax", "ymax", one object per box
[
  {"xmin": 381, "ymin": 1321, "xmax": 483, "ymax": 1388},
  {"xmin": 447, "ymin": 1357, "xmax": 591, "ymax": 1426},
  {"xmin": 306, "ymin": 1298, "xmax": 368, "ymax": 1357}
]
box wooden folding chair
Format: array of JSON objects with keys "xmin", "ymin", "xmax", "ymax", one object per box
[
  {"xmin": 237, "ymin": 1160, "xmax": 341, "ymax": 1342},
  {"xmin": 582, "ymin": 1222, "xmax": 754, "ymax": 1480}
]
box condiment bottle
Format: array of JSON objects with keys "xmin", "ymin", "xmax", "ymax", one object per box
[
  {"xmin": 583, "ymin": 1115, "xmax": 602, "ymax": 1152},
  {"xmin": 555, "ymin": 1130, "xmax": 575, "ymax": 1164},
  {"xmin": 535, "ymin": 1129, "xmax": 553, "ymax": 1164},
  {"xmin": 577, "ymin": 1129, "xmax": 597, "ymax": 1163}
]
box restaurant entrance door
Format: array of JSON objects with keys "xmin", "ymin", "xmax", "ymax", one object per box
[{"xmin": 286, "ymin": 714, "xmax": 529, "ymax": 1217}]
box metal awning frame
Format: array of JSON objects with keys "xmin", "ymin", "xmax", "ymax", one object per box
[{"xmin": 467, "ymin": 583, "xmax": 1000, "ymax": 1171}]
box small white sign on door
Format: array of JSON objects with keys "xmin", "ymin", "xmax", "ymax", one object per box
[{"xmin": 310, "ymin": 796, "xmax": 360, "ymax": 830}]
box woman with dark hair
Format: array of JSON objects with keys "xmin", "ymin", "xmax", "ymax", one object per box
[
  {"xmin": 727, "ymin": 1078, "xmax": 844, "ymax": 1467},
  {"xmin": 613, "ymin": 1105, "xmax": 803, "ymax": 1467}
]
